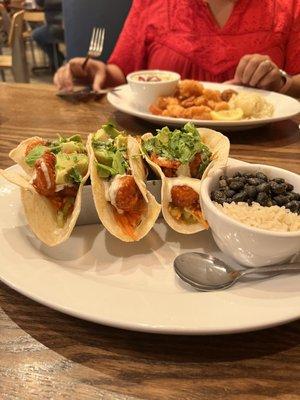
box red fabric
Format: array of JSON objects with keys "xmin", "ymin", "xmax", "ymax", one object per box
[{"xmin": 108, "ymin": 0, "xmax": 300, "ymax": 82}]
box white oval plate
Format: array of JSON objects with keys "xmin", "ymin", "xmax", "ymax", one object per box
[
  {"xmin": 108, "ymin": 82, "xmax": 300, "ymax": 130},
  {"xmin": 0, "ymin": 164, "xmax": 299, "ymax": 335}
]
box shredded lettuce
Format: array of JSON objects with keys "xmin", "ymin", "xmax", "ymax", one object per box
[
  {"xmin": 142, "ymin": 122, "xmax": 212, "ymax": 167},
  {"xmin": 69, "ymin": 167, "xmax": 82, "ymax": 183}
]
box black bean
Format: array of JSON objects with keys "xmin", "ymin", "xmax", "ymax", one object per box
[
  {"xmin": 225, "ymin": 189, "xmax": 236, "ymax": 197},
  {"xmin": 273, "ymin": 195, "xmax": 289, "ymax": 206},
  {"xmin": 232, "ymin": 191, "xmax": 247, "ymax": 202},
  {"xmin": 242, "ymin": 173, "xmax": 254, "ymax": 179},
  {"xmin": 273, "ymin": 178, "xmax": 285, "ymax": 184},
  {"xmin": 233, "ymin": 172, "xmax": 242, "ymax": 178},
  {"xmin": 285, "ymin": 201, "xmax": 300, "ymax": 213},
  {"xmin": 245, "ymin": 185, "xmax": 257, "ymax": 198},
  {"xmin": 289, "ymin": 192, "xmax": 300, "ymax": 201},
  {"xmin": 229, "ymin": 181, "xmax": 244, "ymax": 191},
  {"xmin": 212, "ymin": 190, "xmax": 227, "ymax": 204},
  {"xmin": 226, "ymin": 178, "xmax": 233, "ymax": 185},
  {"xmin": 247, "ymin": 199, "xmax": 253, "ymax": 206},
  {"xmin": 256, "ymin": 192, "xmax": 269, "ymax": 206},
  {"xmin": 285, "ymin": 183, "xmax": 294, "ymax": 192},
  {"xmin": 219, "ymin": 175, "xmax": 227, "ymax": 181},
  {"xmin": 247, "ymin": 177, "xmax": 261, "ymax": 186},
  {"xmin": 219, "ymin": 179, "xmax": 227, "ymax": 188},
  {"xmin": 256, "ymin": 182, "xmax": 270, "ymax": 193},
  {"xmin": 255, "ymin": 172, "xmax": 268, "ymax": 181},
  {"xmin": 270, "ymin": 181, "xmax": 286, "ymax": 194}
]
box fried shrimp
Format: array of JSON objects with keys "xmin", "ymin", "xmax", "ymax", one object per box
[
  {"xmin": 32, "ymin": 152, "xmax": 56, "ymax": 196},
  {"xmin": 115, "ymin": 175, "xmax": 144, "ymax": 212},
  {"xmin": 150, "ymin": 153, "xmax": 180, "ymax": 176},
  {"xmin": 171, "ymin": 185, "xmax": 199, "ymax": 208},
  {"xmin": 178, "ymin": 80, "xmax": 204, "ymax": 98}
]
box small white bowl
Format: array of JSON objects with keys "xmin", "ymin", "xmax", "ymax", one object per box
[
  {"xmin": 200, "ymin": 164, "xmax": 300, "ymax": 267},
  {"xmin": 127, "ymin": 69, "xmax": 180, "ymax": 111}
]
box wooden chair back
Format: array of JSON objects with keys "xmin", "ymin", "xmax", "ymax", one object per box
[
  {"xmin": 0, "ymin": 3, "xmax": 11, "ymax": 36},
  {"xmin": 24, "ymin": 11, "xmax": 45, "ymax": 23},
  {"xmin": 9, "ymin": 11, "xmax": 30, "ymax": 82}
]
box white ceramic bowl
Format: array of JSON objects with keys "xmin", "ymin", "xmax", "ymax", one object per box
[
  {"xmin": 127, "ymin": 69, "xmax": 180, "ymax": 111},
  {"xmin": 200, "ymin": 164, "xmax": 300, "ymax": 267}
]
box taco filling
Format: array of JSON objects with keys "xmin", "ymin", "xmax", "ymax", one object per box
[
  {"xmin": 142, "ymin": 122, "xmax": 212, "ymax": 179},
  {"xmin": 24, "ymin": 134, "xmax": 88, "ymax": 227},
  {"xmin": 92, "ymin": 124, "xmax": 146, "ymax": 238}
]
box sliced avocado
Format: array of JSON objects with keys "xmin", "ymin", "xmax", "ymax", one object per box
[
  {"xmin": 96, "ymin": 162, "xmax": 117, "ymax": 178},
  {"xmin": 94, "ymin": 149, "xmax": 113, "ymax": 166},
  {"xmin": 25, "ymin": 145, "xmax": 48, "ymax": 167},
  {"xmin": 55, "ymin": 153, "xmax": 88, "ymax": 185},
  {"xmin": 102, "ymin": 123, "xmax": 123, "ymax": 139},
  {"xmin": 60, "ymin": 141, "xmax": 86, "ymax": 154},
  {"xmin": 93, "ymin": 129, "xmax": 109, "ymax": 143},
  {"xmin": 115, "ymin": 134, "xmax": 127, "ymax": 150},
  {"xmin": 112, "ymin": 150, "xmax": 126, "ymax": 175}
]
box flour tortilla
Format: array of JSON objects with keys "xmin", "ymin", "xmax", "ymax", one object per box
[
  {"xmin": 141, "ymin": 127, "xmax": 229, "ymax": 233},
  {"xmin": 0, "ymin": 141, "xmax": 89, "ymax": 246},
  {"xmin": 88, "ymin": 134, "xmax": 161, "ymax": 242},
  {"xmin": 9, "ymin": 136, "xmax": 44, "ymax": 175}
]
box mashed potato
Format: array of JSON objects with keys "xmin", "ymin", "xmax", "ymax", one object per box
[{"xmin": 229, "ymin": 92, "xmax": 274, "ymax": 119}]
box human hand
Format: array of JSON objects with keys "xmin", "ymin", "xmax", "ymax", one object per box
[
  {"xmin": 233, "ymin": 54, "xmax": 284, "ymax": 92},
  {"xmin": 54, "ymin": 57, "xmax": 107, "ymax": 92}
]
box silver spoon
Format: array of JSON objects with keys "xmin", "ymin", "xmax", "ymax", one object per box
[{"xmin": 174, "ymin": 252, "xmax": 300, "ymax": 291}]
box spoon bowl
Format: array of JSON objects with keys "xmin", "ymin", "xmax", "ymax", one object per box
[{"xmin": 174, "ymin": 253, "xmax": 300, "ymax": 291}]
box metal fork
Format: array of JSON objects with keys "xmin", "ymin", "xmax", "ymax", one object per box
[{"xmin": 82, "ymin": 27, "xmax": 105, "ymax": 69}]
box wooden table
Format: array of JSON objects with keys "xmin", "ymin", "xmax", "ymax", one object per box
[{"xmin": 0, "ymin": 83, "xmax": 299, "ymax": 400}]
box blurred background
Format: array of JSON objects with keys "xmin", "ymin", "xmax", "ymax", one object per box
[{"xmin": 0, "ymin": 0, "xmax": 131, "ymax": 84}]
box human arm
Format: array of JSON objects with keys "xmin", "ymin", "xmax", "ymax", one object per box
[
  {"xmin": 53, "ymin": 0, "xmax": 147, "ymax": 91},
  {"xmin": 54, "ymin": 58, "xmax": 125, "ymax": 92}
]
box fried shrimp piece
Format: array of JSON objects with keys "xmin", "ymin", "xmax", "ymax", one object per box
[
  {"xmin": 149, "ymin": 104, "xmax": 163, "ymax": 115},
  {"xmin": 214, "ymin": 101, "xmax": 230, "ymax": 111},
  {"xmin": 115, "ymin": 175, "xmax": 144, "ymax": 212},
  {"xmin": 183, "ymin": 106, "xmax": 212, "ymax": 120},
  {"xmin": 162, "ymin": 104, "xmax": 186, "ymax": 118},
  {"xmin": 203, "ymin": 88, "xmax": 222, "ymax": 102},
  {"xmin": 189, "ymin": 153, "xmax": 203, "ymax": 178},
  {"xmin": 25, "ymin": 139, "xmax": 47, "ymax": 156},
  {"xmin": 150, "ymin": 153, "xmax": 181, "ymax": 169},
  {"xmin": 32, "ymin": 152, "xmax": 56, "ymax": 197},
  {"xmin": 180, "ymin": 96, "xmax": 196, "ymax": 108},
  {"xmin": 194, "ymin": 96, "xmax": 208, "ymax": 107},
  {"xmin": 171, "ymin": 185, "xmax": 199, "ymax": 208},
  {"xmin": 221, "ymin": 89, "xmax": 237, "ymax": 102},
  {"xmin": 150, "ymin": 153, "xmax": 180, "ymax": 177},
  {"xmin": 178, "ymin": 80, "xmax": 204, "ymax": 98}
]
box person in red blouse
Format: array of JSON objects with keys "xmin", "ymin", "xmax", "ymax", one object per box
[{"xmin": 54, "ymin": 0, "xmax": 300, "ymax": 97}]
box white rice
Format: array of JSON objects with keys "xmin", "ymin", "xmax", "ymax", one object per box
[
  {"xmin": 215, "ymin": 202, "xmax": 300, "ymax": 232},
  {"xmin": 229, "ymin": 92, "xmax": 274, "ymax": 119}
]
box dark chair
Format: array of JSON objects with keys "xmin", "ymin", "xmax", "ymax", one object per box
[{"xmin": 62, "ymin": 0, "xmax": 131, "ymax": 61}]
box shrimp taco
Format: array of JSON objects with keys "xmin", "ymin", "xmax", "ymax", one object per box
[
  {"xmin": 141, "ymin": 122, "xmax": 229, "ymax": 234},
  {"xmin": 88, "ymin": 123, "xmax": 161, "ymax": 242},
  {"xmin": 0, "ymin": 134, "xmax": 89, "ymax": 246}
]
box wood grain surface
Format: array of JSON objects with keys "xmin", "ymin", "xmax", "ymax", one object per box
[{"xmin": 0, "ymin": 83, "xmax": 300, "ymax": 400}]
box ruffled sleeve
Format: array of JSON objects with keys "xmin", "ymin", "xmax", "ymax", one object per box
[
  {"xmin": 284, "ymin": 0, "xmax": 300, "ymax": 75},
  {"xmin": 108, "ymin": 0, "xmax": 149, "ymax": 76}
]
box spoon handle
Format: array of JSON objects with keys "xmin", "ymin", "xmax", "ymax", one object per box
[{"xmin": 241, "ymin": 262, "xmax": 300, "ymax": 277}]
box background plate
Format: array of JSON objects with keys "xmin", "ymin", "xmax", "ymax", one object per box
[
  {"xmin": 0, "ymin": 165, "xmax": 299, "ymax": 335},
  {"xmin": 107, "ymin": 82, "xmax": 300, "ymax": 130}
]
